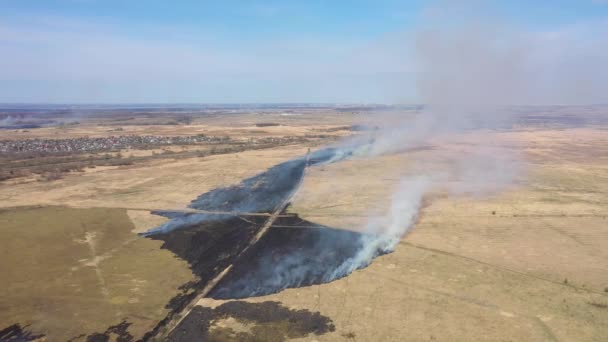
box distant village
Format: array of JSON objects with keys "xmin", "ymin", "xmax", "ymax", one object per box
[{"xmin": 0, "ymin": 135, "xmax": 229, "ymax": 155}]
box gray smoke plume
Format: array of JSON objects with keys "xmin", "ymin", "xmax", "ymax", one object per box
[
  {"xmin": 145, "ymin": 1, "xmax": 607, "ymax": 298},
  {"xmin": 0, "ymin": 116, "xmax": 17, "ymax": 127},
  {"xmin": 328, "ymin": 0, "xmax": 607, "ymax": 279},
  {"xmin": 326, "ymin": 1, "xmax": 557, "ymax": 278},
  {"xmin": 328, "ymin": 177, "xmax": 431, "ymax": 279}
]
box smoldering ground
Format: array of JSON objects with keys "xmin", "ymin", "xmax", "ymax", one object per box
[
  {"xmin": 139, "ymin": 144, "xmax": 386, "ymax": 338},
  {"xmin": 142, "ymin": 145, "xmax": 380, "ymax": 297}
]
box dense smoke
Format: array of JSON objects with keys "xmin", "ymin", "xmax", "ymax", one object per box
[
  {"xmin": 326, "ymin": 2, "xmax": 537, "ymax": 279},
  {"xmin": 145, "ymin": 1, "xmax": 607, "ymax": 299},
  {"xmin": 329, "ymin": 0, "xmax": 607, "ymax": 279}
]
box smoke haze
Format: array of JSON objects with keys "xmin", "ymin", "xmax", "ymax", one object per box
[{"xmin": 331, "ymin": 0, "xmax": 607, "ymax": 278}]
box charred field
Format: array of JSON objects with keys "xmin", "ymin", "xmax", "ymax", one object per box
[{"xmin": 141, "ymin": 146, "xmax": 384, "ymax": 340}]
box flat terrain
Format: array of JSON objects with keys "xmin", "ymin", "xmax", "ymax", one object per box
[{"xmin": 1, "ymin": 106, "xmax": 607, "ymax": 341}]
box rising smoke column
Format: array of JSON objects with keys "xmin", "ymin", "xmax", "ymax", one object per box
[
  {"xmin": 324, "ymin": 1, "xmax": 536, "ymax": 280},
  {"xmin": 329, "ymin": 0, "xmax": 608, "ymax": 278},
  {"xmin": 327, "ymin": 177, "xmax": 430, "ymax": 280}
]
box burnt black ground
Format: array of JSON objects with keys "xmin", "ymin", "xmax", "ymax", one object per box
[
  {"xmin": 147, "ymin": 212, "xmax": 372, "ymax": 302},
  {"xmin": 0, "ymin": 324, "xmax": 44, "ymax": 342},
  {"xmin": 187, "ymin": 158, "xmax": 307, "ymax": 214},
  {"xmin": 167, "ymin": 301, "xmax": 335, "ymax": 342},
  {"xmin": 147, "ymin": 146, "xmax": 349, "ymax": 233},
  {"xmin": 143, "ymin": 213, "xmax": 373, "ymax": 340},
  {"xmin": 137, "ymin": 148, "xmax": 384, "ymax": 341},
  {"xmin": 209, "ymin": 215, "xmax": 370, "ymax": 299},
  {"xmin": 142, "ymin": 150, "xmax": 313, "ymax": 236},
  {"xmin": 138, "ymin": 146, "xmax": 384, "ymax": 340},
  {"xmin": 84, "ymin": 321, "xmax": 134, "ymax": 342},
  {"xmin": 141, "ymin": 216, "xmax": 267, "ymax": 340},
  {"xmin": 134, "ymin": 146, "xmax": 388, "ymax": 340},
  {"xmin": 148, "ymin": 216, "xmax": 266, "ymax": 282}
]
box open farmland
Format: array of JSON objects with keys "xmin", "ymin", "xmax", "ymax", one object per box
[{"xmin": 0, "ymin": 105, "xmax": 607, "ymax": 341}]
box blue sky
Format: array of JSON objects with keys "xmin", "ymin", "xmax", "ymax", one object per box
[{"xmin": 1, "ymin": 0, "xmax": 607, "ymax": 103}]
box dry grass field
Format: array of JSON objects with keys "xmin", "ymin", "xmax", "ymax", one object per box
[
  {"xmin": 0, "ymin": 206, "xmax": 194, "ymax": 341},
  {"xmin": 273, "ymin": 127, "xmax": 608, "ymax": 341},
  {"xmin": 1, "ymin": 107, "xmax": 607, "ymax": 341}
]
